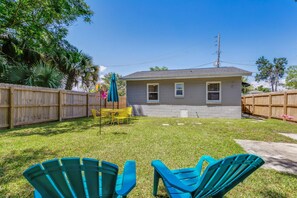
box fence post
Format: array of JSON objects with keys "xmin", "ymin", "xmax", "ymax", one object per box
[
  {"xmin": 284, "ymin": 92, "xmax": 287, "ymax": 116},
  {"xmin": 243, "ymin": 96, "xmax": 246, "ymax": 113},
  {"xmin": 252, "ymin": 95, "xmax": 255, "ymax": 115},
  {"xmin": 268, "ymin": 94, "xmax": 272, "ymax": 118},
  {"xmin": 86, "ymin": 93, "xmax": 89, "ymax": 117},
  {"xmin": 59, "ymin": 91, "xmax": 63, "ymax": 121},
  {"xmin": 9, "ymin": 87, "xmax": 14, "ymax": 129}
]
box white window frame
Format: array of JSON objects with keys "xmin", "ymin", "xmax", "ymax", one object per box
[
  {"xmin": 206, "ymin": 81, "xmax": 221, "ymax": 104},
  {"xmin": 175, "ymin": 82, "xmax": 184, "ymax": 97},
  {"xmin": 147, "ymin": 83, "xmax": 159, "ymax": 103}
]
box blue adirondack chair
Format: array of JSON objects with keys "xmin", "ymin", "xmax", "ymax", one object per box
[
  {"xmin": 23, "ymin": 157, "xmax": 136, "ymax": 198},
  {"xmin": 152, "ymin": 154, "xmax": 264, "ymax": 198}
]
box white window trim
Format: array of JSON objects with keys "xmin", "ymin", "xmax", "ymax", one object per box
[
  {"xmin": 175, "ymin": 82, "xmax": 184, "ymax": 97},
  {"xmin": 147, "ymin": 83, "xmax": 159, "ymax": 103},
  {"xmin": 206, "ymin": 81, "xmax": 221, "ymax": 104}
]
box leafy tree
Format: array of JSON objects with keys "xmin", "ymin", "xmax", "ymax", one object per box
[
  {"xmin": 102, "ymin": 73, "xmax": 126, "ymax": 96},
  {"xmin": 0, "ymin": 0, "xmax": 92, "ymax": 55},
  {"xmin": 256, "ymin": 85, "xmax": 271, "ymax": 93},
  {"xmin": 285, "ymin": 65, "xmax": 297, "ymax": 89},
  {"xmin": 241, "ymin": 77, "xmax": 254, "ymax": 94},
  {"xmin": 150, "ymin": 66, "xmax": 168, "ymax": 71},
  {"xmin": 255, "ymin": 56, "xmax": 287, "ymax": 92},
  {"xmin": 0, "ymin": 0, "xmax": 98, "ymax": 90}
]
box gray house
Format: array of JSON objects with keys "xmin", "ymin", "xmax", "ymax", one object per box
[{"xmin": 123, "ymin": 67, "xmax": 251, "ymax": 118}]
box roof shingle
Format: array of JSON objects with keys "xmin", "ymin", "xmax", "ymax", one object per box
[{"xmin": 122, "ymin": 67, "xmax": 252, "ymax": 80}]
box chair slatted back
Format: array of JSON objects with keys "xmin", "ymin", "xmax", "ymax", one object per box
[
  {"xmin": 126, "ymin": 107, "xmax": 133, "ymax": 117},
  {"xmin": 193, "ymin": 154, "xmax": 264, "ymax": 198},
  {"xmin": 23, "ymin": 157, "xmax": 119, "ymax": 198},
  {"xmin": 101, "ymin": 108, "xmax": 111, "ymax": 117},
  {"xmin": 91, "ymin": 109, "xmax": 98, "ymax": 119}
]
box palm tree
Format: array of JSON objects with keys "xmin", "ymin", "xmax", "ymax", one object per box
[
  {"xmin": 55, "ymin": 48, "xmax": 98, "ymax": 90},
  {"xmin": 1, "ymin": 61, "xmax": 63, "ymax": 88},
  {"xmin": 27, "ymin": 62, "xmax": 63, "ymax": 88}
]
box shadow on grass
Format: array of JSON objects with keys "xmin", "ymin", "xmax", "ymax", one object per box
[
  {"xmin": 111, "ymin": 131, "xmax": 128, "ymax": 135},
  {"xmin": 0, "ymin": 147, "xmax": 58, "ymax": 196},
  {"xmin": 0, "ymin": 118, "xmax": 94, "ymax": 137},
  {"xmin": 259, "ymin": 190, "xmax": 287, "ymax": 198},
  {"xmin": 264, "ymin": 156, "xmax": 297, "ymax": 175}
]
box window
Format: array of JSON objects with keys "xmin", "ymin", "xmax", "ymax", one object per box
[
  {"xmin": 206, "ymin": 82, "xmax": 221, "ymax": 103},
  {"xmin": 147, "ymin": 83, "xmax": 159, "ymax": 102},
  {"xmin": 175, "ymin": 82, "xmax": 184, "ymax": 97}
]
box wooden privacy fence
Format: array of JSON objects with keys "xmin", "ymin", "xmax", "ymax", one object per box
[
  {"xmin": 242, "ymin": 90, "xmax": 297, "ymax": 122},
  {"xmin": 0, "ymin": 83, "xmax": 126, "ymax": 129}
]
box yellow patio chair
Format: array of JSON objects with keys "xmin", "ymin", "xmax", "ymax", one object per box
[
  {"xmin": 100, "ymin": 108, "xmax": 111, "ymax": 124},
  {"xmin": 91, "ymin": 109, "xmax": 99, "ymax": 124},
  {"xmin": 126, "ymin": 106, "xmax": 133, "ymax": 123},
  {"xmin": 114, "ymin": 109, "xmax": 129, "ymax": 125}
]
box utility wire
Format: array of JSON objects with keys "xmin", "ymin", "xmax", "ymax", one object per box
[
  {"xmin": 103, "ymin": 43, "xmax": 207, "ymax": 67},
  {"xmin": 221, "ymin": 60, "xmax": 256, "ymax": 67},
  {"xmin": 192, "ymin": 61, "xmax": 214, "ymax": 68}
]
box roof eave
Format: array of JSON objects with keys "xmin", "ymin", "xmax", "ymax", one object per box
[{"xmin": 122, "ymin": 73, "xmax": 252, "ymax": 81}]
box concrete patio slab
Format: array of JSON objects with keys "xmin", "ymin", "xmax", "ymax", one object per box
[
  {"xmin": 279, "ymin": 133, "xmax": 297, "ymax": 140},
  {"xmin": 235, "ymin": 139, "xmax": 297, "ymax": 175}
]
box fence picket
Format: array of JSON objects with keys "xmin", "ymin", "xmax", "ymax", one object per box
[
  {"xmin": 242, "ymin": 90, "xmax": 297, "ymax": 122},
  {"xmin": 0, "ymin": 83, "xmax": 126, "ymax": 129}
]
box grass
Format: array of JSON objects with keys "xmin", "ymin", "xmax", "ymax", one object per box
[{"xmin": 0, "ymin": 117, "xmax": 297, "ymax": 197}]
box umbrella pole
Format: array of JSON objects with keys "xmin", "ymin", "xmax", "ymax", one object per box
[{"xmin": 99, "ymin": 94, "xmax": 101, "ymax": 135}]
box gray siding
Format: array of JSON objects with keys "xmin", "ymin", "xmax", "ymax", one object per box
[{"xmin": 126, "ymin": 77, "xmax": 242, "ymax": 118}]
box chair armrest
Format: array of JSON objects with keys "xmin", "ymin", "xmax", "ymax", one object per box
[
  {"xmin": 151, "ymin": 160, "xmax": 196, "ymax": 193},
  {"xmin": 116, "ymin": 161, "xmax": 136, "ymax": 196},
  {"xmin": 195, "ymin": 155, "xmax": 217, "ymax": 174}
]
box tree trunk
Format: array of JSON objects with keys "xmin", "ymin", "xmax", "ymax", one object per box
[{"xmin": 65, "ymin": 72, "xmax": 75, "ymax": 90}]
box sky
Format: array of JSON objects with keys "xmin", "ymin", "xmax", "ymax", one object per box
[{"xmin": 66, "ymin": 0, "xmax": 297, "ymax": 87}]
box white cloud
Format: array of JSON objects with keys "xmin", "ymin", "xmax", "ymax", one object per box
[
  {"xmin": 250, "ymin": 80, "xmax": 270, "ymax": 88},
  {"xmin": 99, "ymin": 65, "xmax": 107, "ymax": 72},
  {"xmin": 250, "ymin": 79, "xmax": 287, "ymax": 91},
  {"xmin": 99, "ymin": 74, "xmax": 104, "ymax": 83}
]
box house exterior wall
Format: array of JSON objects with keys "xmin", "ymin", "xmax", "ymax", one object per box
[{"xmin": 126, "ymin": 77, "xmax": 242, "ymax": 118}]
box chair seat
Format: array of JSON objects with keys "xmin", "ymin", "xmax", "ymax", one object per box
[
  {"xmin": 163, "ymin": 168, "xmax": 200, "ymax": 198},
  {"xmin": 152, "ymin": 154, "xmax": 265, "ymax": 198}
]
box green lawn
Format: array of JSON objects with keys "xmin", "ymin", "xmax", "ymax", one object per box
[{"xmin": 1, "ymin": 117, "xmax": 297, "ymax": 197}]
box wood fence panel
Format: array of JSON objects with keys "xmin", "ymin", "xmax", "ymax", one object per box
[
  {"xmin": 13, "ymin": 89, "xmax": 59, "ymax": 126},
  {"xmin": 106, "ymin": 96, "xmax": 126, "ymax": 109},
  {"xmin": 0, "ymin": 83, "xmax": 127, "ymax": 129},
  {"xmin": 271, "ymin": 95, "xmax": 284, "ymax": 105},
  {"xmin": 63, "ymin": 92, "xmax": 87, "ymax": 119},
  {"xmin": 288, "ymin": 93, "xmax": 297, "ymax": 105},
  {"xmin": 0, "ymin": 88, "xmax": 9, "ymax": 128},
  {"xmin": 242, "ymin": 90, "xmax": 297, "ymax": 122},
  {"xmin": 88, "ymin": 93, "xmax": 102, "ymax": 114}
]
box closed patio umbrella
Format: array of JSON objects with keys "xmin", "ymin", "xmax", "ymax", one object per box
[{"xmin": 107, "ymin": 73, "xmax": 119, "ymax": 109}]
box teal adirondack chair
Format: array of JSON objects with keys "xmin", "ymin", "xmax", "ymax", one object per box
[
  {"xmin": 152, "ymin": 154, "xmax": 264, "ymax": 198},
  {"xmin": 23, "ymin": 157, "xmax": 136, "ymax": 198}
]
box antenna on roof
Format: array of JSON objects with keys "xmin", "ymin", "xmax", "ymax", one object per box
[{"xmin": 214, "ymin": 33, "xmax": 221, "ymax": 68}]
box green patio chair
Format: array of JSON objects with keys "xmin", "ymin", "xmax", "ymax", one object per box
[
  {"xmin": 152, "ymin": 154, "xmax": 264, "ymax": 198},
  {"xmin": 23, "ymin": 157, "xmax": 136, "ymax": 198}
]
